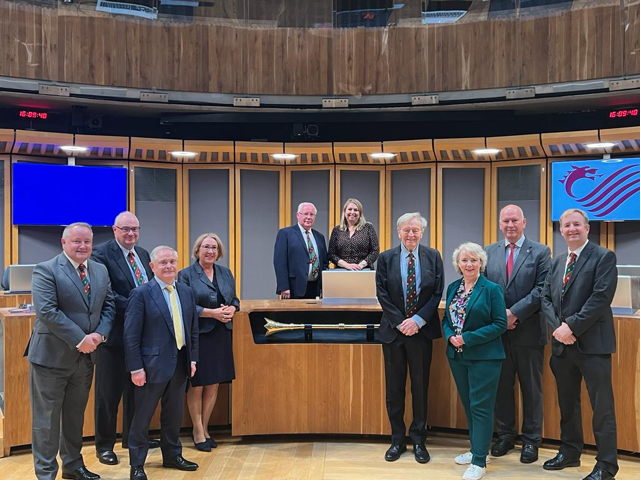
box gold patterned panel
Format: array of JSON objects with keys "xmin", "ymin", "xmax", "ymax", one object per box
[
  {"xmin": 333, "ymin": 142, "xmax": 384, "ymax": 164},
  {"xmin": 74, "ymin": 134, "xmax": 129, "ymax": 160},
  {"xmin": 183, "ymin": 141, "xmax": 235, "ymax": 163},
  {"xmin": 283, "ymin": 143, "xmax": 334, "ymax": 165},
  {"xmin": 235, "ymin": 142, "xmax": 285, "ymax": 165},
  {"xmin": 12, "ymin": 130, "xmax": 73, "ymax": 157},
  {"xmin": 383, "ymin": 140, "xmax": 435, "ymax": 163},
  {"xmin": 541, "ymin": 130, "xmax": 599, "ymax": 157},
  {"xmin": 485, "ymin": 134, "xmax": 544, "ymax": 160},
  {"xmin": 129, "ymin": 137, "xmax": 183, "ymax": 162},
  {"xmin": 599, "ymin": 127, "xmax": 641, "ymax": 154},
  {"xmin": 433, "ymin": 138, "xmax": 487, "ymax": 161},
  {"xmin": 0, "ymin": 129, "xmax": 14, "ymax": 154}
]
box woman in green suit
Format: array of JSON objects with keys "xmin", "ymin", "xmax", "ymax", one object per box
[{"xmin": 443, "ymin": 242, "xmax": 507, "ymax": 481}]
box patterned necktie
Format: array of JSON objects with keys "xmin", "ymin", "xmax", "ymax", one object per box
[
  {"xmin": 165, "ymin": 285, "xmax": 185, "ymax": 349},
  {"xmin": 506, "ymin": 243, "xmax": 515, "ymax": 280},
  {"xmin": 562, "ymin": 252, "xmax": 577, "ymax": 297},
  {"xmin": 128, "ymin": 251, "xmax": 145, "ymax": 286},
  {"xmin": 405, "ymin": 252, "xmax": 418, "ymax": 317},
  {"xmin": 306, "ymin": 231, "xmax": 320, "ymax": 280},
  {"xmin": 78, "ymin": 263, "xmax": 91, "ymax": 302}
]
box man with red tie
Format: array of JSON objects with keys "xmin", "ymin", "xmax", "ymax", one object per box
[
  {"xmin": 542, "ymin": 209, "xmax": 618, "ymax": 480},
  {"xmin": 92, "ymin": 212, "xmax": 157, "ymax": 465}
]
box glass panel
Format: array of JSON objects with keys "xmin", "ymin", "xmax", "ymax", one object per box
[
  {"xmin": 614, "ymin": 221, "xmax": 640, "ymax": 266},
  {"xmin": 134, "ymin": 167, "xmax": 177, "ymax": 251},
  {"xmin": 497, "ymin": 164, "xmax": 542, "ymax": 243},
  {"xmin": 390, "ymin": 168, "xmax": 431, "ymax": 248},
  {"xmin": 290, "ymin": 170, "xmax": 330, "ymax": 241}
]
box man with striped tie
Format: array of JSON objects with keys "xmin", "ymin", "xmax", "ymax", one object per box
[
  {"xmin": 92, "ymin": 212, "xmax": 157, "ymax": 465},
  {"xmin": 28, "ymin": 222, "xmax": 115, "ymax": 479},
  {"xmin": 273, "ymin": 202, "xmax": 329, "ymax": 299},
  {"xmin": 542, "ymin": 209, "xmax": 618, "ymax": 480},
  {"xmin": 375, "ymin": 212, "xmax": 444, "ymax": 464}
]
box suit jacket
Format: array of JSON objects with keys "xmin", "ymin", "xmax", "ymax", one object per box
[
  {"xmin": 484, "ymin": 238, "xmax": 551, "ymax": 346},
  {"xmin": 123, "ymin": 278, "xmax": 199, "ymax": 384},
  {"xmin": 91, "ymin": 239, "xmax": 154, "ymax": 347},
  {"xmin": 273, "ymin": 224, "xmax": 329, "ymax": 298},
  {"xmin": 542, "ymin": 241, "xmax": 617, "ymax": 356},
  {"xmin": 27, "ymin": 253, "xmax": 115, "ymax": 368},
  {"xmin": 442, "ymin": 275, "xmax": 507, "ymax": 360},
  {"xmin": 376, "ymin": 244, "xmax": 444, "ymax": 343},
  {"xmin": 178, "ymin": 261, "xmax": 240, "ymax": 334}
]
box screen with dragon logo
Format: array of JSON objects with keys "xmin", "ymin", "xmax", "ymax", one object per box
[{"xmin": 551, "ymin": 157, "xmax": 640, "ymax": 221}]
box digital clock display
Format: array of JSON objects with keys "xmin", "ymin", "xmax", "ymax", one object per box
[
  {"xmin": 19, "ymin": 110, "xmax": 48, "ymax": 120},
  {"xmin": 608, "ymin": 108, "xmax": 639, "ymax": 119}
]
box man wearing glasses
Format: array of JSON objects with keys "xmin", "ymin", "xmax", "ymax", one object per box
[
  {"xmin": 92, "ymin": 211, "xmax": 158, "ymax": 466},
  {"xmin": 273, "ymin": 202, "xmax": 328, "ymax": 299}
]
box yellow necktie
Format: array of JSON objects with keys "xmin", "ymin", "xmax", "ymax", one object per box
[{"xmin": 165, "ymin": 285, "xmax": 185, "ymax": 349}]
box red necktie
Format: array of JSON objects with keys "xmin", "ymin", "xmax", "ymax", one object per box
[
  {"xmin": 506, "ymin": 243, "xmax": 515, "ymax": 280},
  {"xmin": 78, "ymin": 264, "xmax": 91, "ymax": 301}
]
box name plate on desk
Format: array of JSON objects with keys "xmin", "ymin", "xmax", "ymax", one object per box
[{"xmin": 322, "ymin": 269, "xmax": 378, "ymax": 305}]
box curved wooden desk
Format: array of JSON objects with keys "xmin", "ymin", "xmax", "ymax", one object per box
[{"xmin": 232, "ymin": 300, "xmax": 640, "ymax": 452}]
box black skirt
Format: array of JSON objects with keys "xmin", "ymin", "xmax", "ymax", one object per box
[{"xmin": 190, "ymin": 325, "xmax": 235, "ymax": 386}]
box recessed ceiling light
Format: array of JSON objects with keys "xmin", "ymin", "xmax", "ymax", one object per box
[
  {"xmin": 170, "ymin": 151, "xmax": 197, "ymax": 157},
  {"xmin": 585, "ymin": 142, "xmax": 616, "ymax": 149},
  {"xmin": 370, "ymin": 152, "xmax": 396, "ymax": 160},
  {"xmin": 60, "ymin": 145, "xmax": 88, "ymax": 153},
  {"xmin": 472, "ymin": 148, "xmax": 501, "ymax": 155},
  {"xmin": 602, "ymin": 158, "xmax": 623, "ymax": 163},
  {"xmin": 271, "ymin": 153, "xmax": 297, "ymax": 161}
]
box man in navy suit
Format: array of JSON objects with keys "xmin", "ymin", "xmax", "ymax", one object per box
[
  {"xmin": 376, "ymin": 212, "xmax": 443, "ymax": 464},
  {"xmin": 124, "ymin": 246, "xmax": 199, "ymax": 480},
  {"xmin": 273, "ymin": 202, "xmax": 329, "ymax": 299},
  {"xmin": 92, "ymin": 211, "xmax": 158, "ymax": 465}
]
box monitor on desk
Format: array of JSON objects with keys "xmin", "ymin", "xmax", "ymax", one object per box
[
  {"xmin": 322, "ymin": 269, "xmax": 378, "ymax": 304},
  {"xmin": 6, "ymin": 264, "xmax": 36, "ymax": 294}
]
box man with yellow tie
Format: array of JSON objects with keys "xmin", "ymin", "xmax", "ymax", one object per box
[{"xmin": 124, "ymin": 246, "xmax": 199, "ymax": 480}]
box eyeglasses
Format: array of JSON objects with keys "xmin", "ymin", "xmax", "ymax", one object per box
[
  {"xmin": 115, "ymin": 226, "xmax": 140, "ymax": 233},
  {"xmin": 201, "ymin": 245, "xmax": 218, "ymax": 251}
]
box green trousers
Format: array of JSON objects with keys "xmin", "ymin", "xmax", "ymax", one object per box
[{"xmin": 448, "ymin": 355, "xmax": 503, "ymax": 468}]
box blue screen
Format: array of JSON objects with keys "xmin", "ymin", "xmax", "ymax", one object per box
[
  {"xmin": 551, "ymin": 157, "xmax": 640, "ymax": 221},
  {"xmin": 13, "ymin": 163, "xmax": 127, "ymax": 226}
]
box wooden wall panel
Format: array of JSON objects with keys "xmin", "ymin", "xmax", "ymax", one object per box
[
  {"xmin": 541, "ymin": 130, "xmax": 600, "ymax": 157},
  {"xmin": 0, "ymin": 130, "xmax": 14, "ymax": 154},
  {"xmin": 486, "ymin": 134, "xmax": 545, "ymax": 161},
  {"xmin": 599, "ymin": 126, "xmax": 641, "ymax": 154},
  {"xmin": 434, "ymin": 137, "xmax": 486, "ymax": 161},
  {"xmin": 383, "ymin": 139, "xmax": 435, "ymax": 163},
  {"xmin": 12, "ymin": 130, "xmax": 72, "ymax": 158},
  {"xmin": 129, "ymin": 137, "xmax": 182, "ymax": 162},
  {"xmin": 284, "ymin": 143, "xmax": 334, "ymax": 165},
  {"xmin": 0, "ymin": 2, "xmax": 633, "ymax": 96},
  {"xmin": 184, "ymin": 140, "xmax": 234, "ymax": 163},
  {"xmin": 74, "ymin": 134, "xmax": 129, "ymax": 160}
]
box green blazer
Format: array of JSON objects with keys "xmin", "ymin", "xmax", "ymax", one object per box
[{"xmin": 442, "ymin": 275, "xmax": 507, "ymax": 360}]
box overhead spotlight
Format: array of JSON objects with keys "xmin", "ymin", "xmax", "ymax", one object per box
[
  {"xmin": 170, "ymin": 151, "xmax": 197, "ymax": 158},
  {"xmin": 585, "ymin": 142, "xmax": 616, "ymax": 149},
  {"xmin": 472, "ymin": 148, "xmax": 501, "ymax": 155},
  {"xmin": 370, "ymin": 152, "xmax": 396, "ymax": 160},
  {"xmin": 271, "ymin": 153, "xmax": 297, "ymax": 161},
  {"xmin": 60, "ymin": 145, "xmax": 88, "ymax": 153}
]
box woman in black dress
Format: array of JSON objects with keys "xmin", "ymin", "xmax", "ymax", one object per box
[
  {"xmin": 328, "ymin": 198, "xmax": 380, "ymax": 270},
  {"xmin": 178, "ymin": 233, "xmax": 239, "ymax": 452}
]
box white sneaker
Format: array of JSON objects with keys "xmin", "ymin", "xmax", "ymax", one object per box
[
  {"xmin": 462, "ymin": 464, "xmax": 486, "ymax": 480},
  {"xmin": 454, "ymin": 452, "xmax": 491, "ymax": 465}
]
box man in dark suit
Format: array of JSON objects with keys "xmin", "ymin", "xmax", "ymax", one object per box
[
  {"xmin": 28, "ymin": 222, "xmax": 115, "ymax": 480},
  {"xmin": 542, "ymin": 209, "xmax": 618, "ymax": 480},
  {"xmin": 484, "ymin": 204, "xmax": 550, "ymax": 463},
  {"xmin": 92, "ymin": 211, "xmax": 158, "ymax": 465},
  {"xmin": 124, "ymin": 246, "xmax": 199, "ymax": 480},
  {"xmin": 273, "ymin": 202, "xmax": 329, "ymax": 299},
  {"xmin": 375, "ymin": 212, "xmax": 443, "ymax": 464}
]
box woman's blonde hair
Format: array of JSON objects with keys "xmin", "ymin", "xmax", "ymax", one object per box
[
  {"xmin": 339, "ymin": 198, "xmax": 367, "ymax": 231},
  {"xmin": 452, "ymin": 242, "xmax": 487, "ymax": 274},
  {"xmin": 192, "ymin": 233, "xmax": 225, "ymax": 261}
]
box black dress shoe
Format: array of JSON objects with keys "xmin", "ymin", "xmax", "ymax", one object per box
[
  {"xmin": 61, "ymin": 466, "xmax": 101, "ymax": 480},
  {"xmin": 206, "ymin": 437, "xmax": 218, "ymax": 448},
  {"xmin": 130, "ymin": 465, "xmax": 147, "ymax": 480},
  {"xmin": 193, "ymin": 438, "xmax": 211, "ymax": 452},
  {"xmin": 162, "ymin": 454, "xmax": 199, "ymax": 471},
  {"xmin": 413, "ymin": 444, "xmax": 430, "ymax": 464},
  {"xmin": 491, "ymin": 439, "xmax": 515, "ymax": 457},
  {"xmin": 583, "ymin": 467, "xmax": 615, "ymax": 480},
  {"xmin": 148, "ymin": 438, "xmax": 161, "ymax": 449},
  {"xmin": 384, "ymin": 444, "xmax": 407, "ymax": 462},
  {"xmin": 96, "ymin": 450, "xmax": 118, "ymax": 466},
  {"xmin": 543, "ymin": 452, "xmax": 581, "ymax": 470},
  {"xmin": 520, "ymin": 444, "xmax": 538, "ymax": 464}
]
